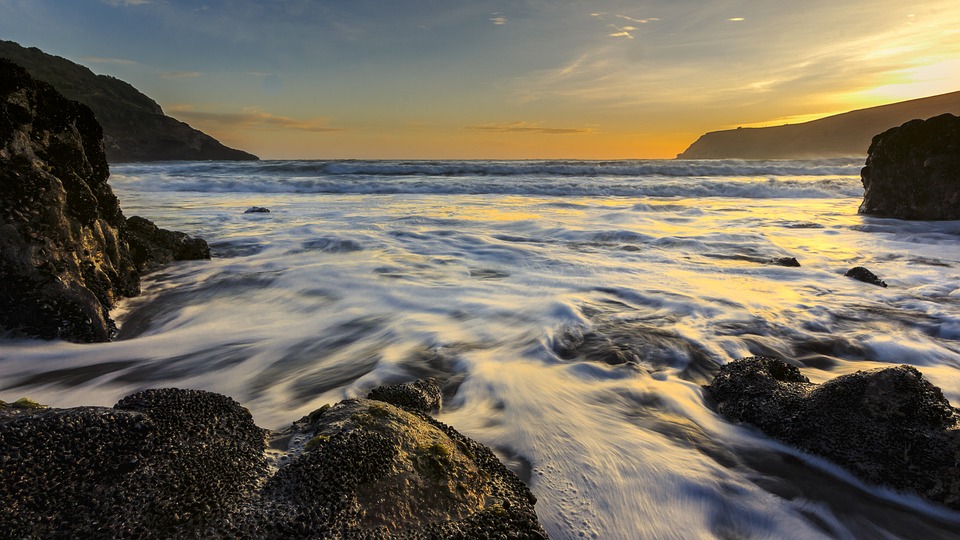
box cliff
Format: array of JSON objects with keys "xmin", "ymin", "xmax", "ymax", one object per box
[
  {"xmin": 0, "ymin": 59, "xmax": 208, "ymax": 342},
  {"xmin": 678, "ymin": 90, "xmax": 960, "ymax": 159},
  {"xmin": 0, "ymin": 40, "xmax": 257, "ymax": 162}
]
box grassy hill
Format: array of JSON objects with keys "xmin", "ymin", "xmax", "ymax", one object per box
[
  {"xmin": 677, "ymin": 91, "xmax": 960, "ymax": 159},
  {"xmin": 0, "ymin": 40, "xmax": 257, "ymax": 162}
]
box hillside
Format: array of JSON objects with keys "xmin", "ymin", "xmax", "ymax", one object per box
[
  {"xmin": 0, "ymin": 40, "xmax": 257, "ymax": 162},
  {"xmin": 677, "ymin": 91, "xmax": 960, "ymax": 159}
]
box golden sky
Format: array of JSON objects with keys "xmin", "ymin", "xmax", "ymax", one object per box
[{"xmin": 3, "ymin": 0, "xmax": 959, "ymax": 159}]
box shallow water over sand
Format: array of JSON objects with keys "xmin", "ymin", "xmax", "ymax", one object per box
[{"xmin": 2, "ymin": 160, "xmax": 960, "ymax": 538}]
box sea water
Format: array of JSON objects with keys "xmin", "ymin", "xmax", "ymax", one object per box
[{"xmin": 2, "ymin": 159, "xmax": 960, "ymax": 539}]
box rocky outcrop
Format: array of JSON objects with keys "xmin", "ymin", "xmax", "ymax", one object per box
[
  {"xmin": 858, "ymin": 113, "xmax": 960, "ymax": 220},
  {"xmin": 707, "ymin": 356, "xmax": 960, "ymax": 510},
  {"xmin": 0, "ymin": 40, "xmax": 257, "ymax": 162},
  {"xmin": 0, "ymin": 59, "xmax": 208, "ymax": 342},
  {"xmin": 0, "ymin": 382, "xmax": 547, "ymax": 538},
  {"xmin": 125, "ymin": 215, "xmax": 211, "ymax": 272},
  {"xmin": 677, "ymin": 90, "xmax": 960, "ymax": 159}
]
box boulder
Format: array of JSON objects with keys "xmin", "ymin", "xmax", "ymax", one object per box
[
  {"xmin": 0, "ymin": 381, "xmax": 547, "ymax": 538},
  {"xmin": 707, "ymin": 356, "xmax": 960, "ymax": 510},
  {"xmin": 125, "ymin": 215, "xmax": 210, "ymax": 272},
  {"xmin": 367, "ymin": 378, "xmax": 443, "ymax": 413},
  {"xmin": 859, "ymin": 113, "xmax": 960, "ymax": 220},
  {"xmin": 845, "ymin": 266, "xmax": 887, "ymax": 288},
  {"xmin": 243, "ymin": 206, "xmax": 270, "ymax": 214},
  {"xmin": 0, "ymin": 59, "xmax": 208, "ymax": 342}
]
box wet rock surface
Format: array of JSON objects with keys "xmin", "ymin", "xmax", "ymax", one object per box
[
  {"xmin": 845, "ymin": 266, "xmax": 887, "ymax": 288},
  {"xmin": 125, "ymin": 215, "xmax": 210, "ymax": 272},
  {"xmin": 367, "ymin": 378, "xmax": 443, "ymax": 413},
  {"xmin": 859, "ymin": 113, "xmax": 960, "ymax": 220},
  {"xmin": 0, "ymin": 59, "xmax": 208, "ymax": 342},
  {"xmin": 243, "ymin": 206, "xmax": 270, "ymax": 213},
  {"xmin": 0, "ymin": 381, "xmax": 547, "ymax": 538},
  {"xmin": 707, "ymin": 356, "xmax": 960, "ymax": 510}
]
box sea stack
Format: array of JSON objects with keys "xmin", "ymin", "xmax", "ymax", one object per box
[
  {"xmin": 0, "ymin": 59, "xmax": 208, "ymax": 342},
  {"xmin": 859, "ymin": 113, "xmax": 960, "ymax": 220}
]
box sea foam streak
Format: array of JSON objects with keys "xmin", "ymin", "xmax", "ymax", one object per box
[{"xmin": 1, "ymin": 159, "xmax": 959, "ymax": 539}]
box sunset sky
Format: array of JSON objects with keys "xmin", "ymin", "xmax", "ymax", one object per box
[{"xmin": 1, "ymin": 0, "xmax": 958, "ymax": 159}]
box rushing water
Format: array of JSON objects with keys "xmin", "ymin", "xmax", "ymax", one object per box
[{"xmin": 3, "ymin": 159, "xmax": 960, "ymax": 539}]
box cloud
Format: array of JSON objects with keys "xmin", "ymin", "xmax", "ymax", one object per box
[
  {"xmin": 161, "ymin": 71, "xmax": 203, "ymax": 79},
  {"xmin": 169, "ymin": 106, "xmax": 344, "ymax": 133},
  {"xmin": 490, "ymin": 13, "xmax": 507, "ymax": 25},
  {"xmin": 608, "ymin": 25, "xmax": 636, "ymax": 39},
  {"xmin": 466, "ymin": 121, "xmax": 593, "ymax": 135},
  {"xmin": 727, "ymin": 17, "xmax": 745, "ymax": 22},
  {"xmin": 80, "ymin": 56, "xmax": 138, "ymax": 65},
  {"xmin": 103, "ymin": 0, "xmax": 154, "ymax": 5}
]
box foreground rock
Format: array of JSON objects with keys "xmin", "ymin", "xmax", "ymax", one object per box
[
  {"xmin": 859, "ymin": 113, "xmax": 960, "ymax": 220},
  {"xmin": 707, "ymin": 356, "xmax": 960, "ymax": 510},
  {"xmin": 0, "ymin": 381, "xmax": 547, "ymax": 538},
  {"xmin": 0, "ymin": 59, "xmax": 208, "ymax": 342}
]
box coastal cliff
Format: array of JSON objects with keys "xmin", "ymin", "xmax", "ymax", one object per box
[
  {"xmin": 0, "ymin": 40, "xmax": 257, "ymax": 162},
  {"xmin": 0, "ymin": 59, "xmax": 208, "ymax": 342},
  {"xmin": 678, "ymin": 90, "xmax": 960, "ymax": 159}
]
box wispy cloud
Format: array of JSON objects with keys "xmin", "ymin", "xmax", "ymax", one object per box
[
  {"xmin": 466, "ymin": 121, "xmax": 593, "ymax": 135},
  {"xmin": 161, "ymin": 71, "xmax": 203, "ymax": 79},
  {"xmin": 490, "ymin": 13, "xmax": 507, "ymax": 25},
  {"xmin": 103, "ymin": 0, "xmax": 154, "ymax": 5},
  {"xmin": 169, "ymin": 106, "xmax": 344, "ymax": 133},
  {"xmin": 727, "ymin": 17, "xmax": 746, "ymax": 22},
  {"xmin": 80, "ymin": 56, "xmax": 138, "ymax": 65}
]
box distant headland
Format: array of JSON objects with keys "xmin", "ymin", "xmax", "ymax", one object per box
[
  {"xmin": 0, "ymin": 40, "xmax": 258, "ymax": 162},
  {"xmin": 678, "ymin": 90, "xmax": 960, "ymax": 159}
]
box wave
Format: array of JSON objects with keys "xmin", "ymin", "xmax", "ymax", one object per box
[
  {"xmin": 112, "ymin": 174, "xmax": 861, "ymax": 199},
  {"xmin": 114, "ymin": 158, "xmax": 864, "ymax": 179}
]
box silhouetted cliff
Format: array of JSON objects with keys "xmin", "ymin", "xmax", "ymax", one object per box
[
  {"xmin": 0, "ymin": 40, "xmax": 257, "ymax": 162},
  {"xmin": 678, "ymin": 91, "xmax": 960, "ymax": 159}
]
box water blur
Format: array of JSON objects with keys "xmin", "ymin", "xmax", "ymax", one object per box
[{"xmin": 2, "ymin": 160, "xmax": 959, "ymax": 539}]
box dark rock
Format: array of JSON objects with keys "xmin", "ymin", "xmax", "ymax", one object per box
[
  {"xmin": 845, "ymin": 266, "xmax": 887, "ymax": 287},
  {"xmin": 1, "ymin": 59, "xmax": 139, "ymax": 342},
  {"xmin": 265, "ymin": 397, "xmax": 546, "ymax": 538},
  {"xmin": 125, "ymin": 215, "xmax": 210, "ymax": 272},
  {"xmin": 859, "ymin": 113, "xmax": 960, "ymax": 220},
  {"xmin": 244, "ymin": 206, "xmax": 270, "ymax": 214},
  {"xmin": 707, "ymin": 356, "xmax": 960, "ymax": 510},
  {"xmin": 0, "ymin": 388, "xmax": 267, "ymax": 538},
  {"xmin": 0, "ymin": 382, "xmax": 547, "ymax": 538},
  {"xmin": 0, "ymin": 40, "xmax": 258, "ymax": 162},
  {"xmin": 367, "ymin": 378, "xmax": 443, "ymax": 413},
  {"xmin": 0, "ymin": 60, "xmax": 210, "ymax": 342},
  {"xmin": 770, "ymin": 257, "xmax": 801, "ymax": 267}
]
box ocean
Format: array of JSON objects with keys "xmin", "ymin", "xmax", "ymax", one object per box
[{"xmin": 3, "ymin": 158, "xmax": 960, "ymax": 539}]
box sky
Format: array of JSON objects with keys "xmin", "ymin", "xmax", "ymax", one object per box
[{"xmin": 1, "ymin": 0, "xmax": 959, "ymax": 159}]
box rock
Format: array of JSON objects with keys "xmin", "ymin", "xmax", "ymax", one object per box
[
  {"xmin": 845, "ymin": 266, "xmax": 887, "ymax": 287},
  {"xmin": 707, "ymin": 356, "xmax": 960, "ymax": 510},
  {"xmin": 367, "ymin": 378, "xmax": 443, "ymax": 413},
  {"xmin": 770, "ymin": 257, "xmax": 801, "ymax": 267},
  {"xmin": 125, "ymin": 215, "xmax": 210, "ymax": 272},
  {"xmin": 1, "ymin": 58, "xmax": 139, "ymax": 341},
  {"xmin": 244, "ymin": 206, "xmax": 270, "ymax": 214},
  {"xmin": 859, "ymin": 113, "xmax": 960, "ymax": 220},
  {"xmin": 0, "ymin": 40, "xmax": 258, "ymax": 162},
  {"xmin": 0, "ymin": 388, "xmax": 267, "ymax": 538},
  {"xmin": 0, "ymin": 381, "xmax": 547, "ymax": 538},
  {"xmin": 0, "ymin": 59, "xmax": 209, "ymax": 342}
]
